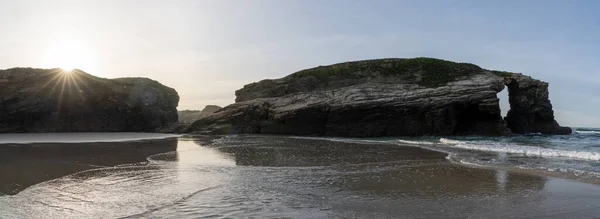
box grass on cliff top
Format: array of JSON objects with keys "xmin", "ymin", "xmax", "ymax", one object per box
[
  {"xmin": 284, "ymin": 57, "xmax": 487, "ymax": 87},
  {"xmin": 489, "ymin": 70, "xmax": 514, "ymax": 78}
]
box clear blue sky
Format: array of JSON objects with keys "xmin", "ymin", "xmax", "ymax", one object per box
[{"xmin": 1, "ymin": 0, "xmax": 599, "ymax": 127}]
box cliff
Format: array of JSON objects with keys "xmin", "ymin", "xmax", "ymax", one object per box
[
  {"xmin": 178, "ymin": 105, "xmax": 222, "ymax": 123},
  {"xmin": 187, "ymin": 58, "xmax": 570, "ymax": 136},
  {"xmin": 504, "ymin": 74, "xmax": 572, "ymax": 134},
  {"xmin": 0, "ymin": 68, "xmax": 179, "ymax": 132}
]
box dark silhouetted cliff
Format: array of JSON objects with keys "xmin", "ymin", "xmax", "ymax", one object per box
[{"xmin": 0, "ymin": 68, "xmax": 179, "ymax": 132}]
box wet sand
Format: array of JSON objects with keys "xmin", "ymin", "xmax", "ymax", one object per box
[
  {"xmin": 0, "ymin": 138, "xmax": 178, "ymax": 195},
  {"xmin": 1, "ymin": 135, "xmax": 600, "ymax": 218}
]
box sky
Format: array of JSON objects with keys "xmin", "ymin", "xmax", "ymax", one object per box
[{"xmin": 1, "ymin": 0, "xmax": 599, "ymax": 127}]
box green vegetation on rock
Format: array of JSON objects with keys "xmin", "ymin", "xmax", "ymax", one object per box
[
  {"xmin": 235, "ymin": 57, "xmax": 523, "ymax": 102},
  {"xmin": 490, "ymin": 70, "xmax": 514, "ymax": 78},
  {"xmin": 285, "ymin": 57, "xmax": 484, "ymax": 87}
]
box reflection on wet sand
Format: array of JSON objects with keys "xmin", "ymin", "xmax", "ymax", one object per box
[
  {"xmin": 0, "ymin": 138, "xmax": 177, "ymax": 195},
  {"xmin": 208, "ymin": 136, "xmax": 446, "ymax": 167},
  {"xmin": 205, "ymin": 136, "xmax": 547, "ymax": 197},
  {"xmin": 1, "ymin": 135, "xmax": 600, "ymax": 218},
  {"xmin": 194, "ymin": 136, "xmax": 593, "ymax": 218}
]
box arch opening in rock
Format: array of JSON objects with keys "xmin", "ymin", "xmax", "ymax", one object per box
[
  {"xmin": 498, "ymin": 87, "xmax": 509, "ymax": 119},
  {"xmin": 501, "ymin": 74, "xmax": 571, "ymax": 135}
]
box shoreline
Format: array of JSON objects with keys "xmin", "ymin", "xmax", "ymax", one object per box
[
  {"xmin": 3, "ymin": 134, "xmax": 600, "ymax": 218},
  {"xmin": 0, "ymin": 132, "xmax": 180, "ymax": 144},
  {"xmin": 3, "ymin": 133, "xmax": 600, "ymax": 197},
  {"xmin": 451, "ymin": 157, "xmax": 600, "ymax": 186},
  {"xmin": 396, "ymin": 141, "xmax": 600, "ymax": 186},
  {"xmin": 286, "ymin": 134, "xmax": 600, "ymax": 186},
  {"xmin": 0, "ymin": 137, "xmax": 179, "ymax": 196},
  {"xmin": 407, "ymin": 143, "xmax": 600, "ymax": 186}
]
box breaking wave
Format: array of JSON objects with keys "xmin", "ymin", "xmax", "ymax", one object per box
[
  {"xmin": 296, "ymin": 134, "xmax": 600, "ymax": 162},
  {"xmin": 288, "ymin": 132, "xmax": 600, "ymax": 182},
  {"xmin": 435, "ymin": 138, "xmax": 600, "ymax": 161},
  {"xmin": 396, "ymin": 139, "xmax": 436, "ymax": 145},
  {"xmin": 574, "ymin": 127, "xmax": 600, "ymax": 135}
]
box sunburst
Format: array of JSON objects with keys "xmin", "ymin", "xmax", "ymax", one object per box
[
  {"xmin": 33, "ymin": 37, "xmax": 102, "ymax": 116},
  {"xmin": 28, "ymin": 69, "xmax": 94, "ymax": 118},
  {"xmin": 40, "ymin": 38, "xmax": 99, "ymax": 77}
]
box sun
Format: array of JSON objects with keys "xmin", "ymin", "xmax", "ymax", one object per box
[
  {"xmin": 45, "ymin": 43, "xmax": 87, "ymax": 72},
  {"xmin": 60, "ymin": 68, "xmax": 74, "ymax": 74},
  {"xmin": 59, "ymin": 66, "xmax": 75, "ymax": 73},
  {"xmin": 40, "ymin": 38, "xmax": 98, "ymax": 76}
]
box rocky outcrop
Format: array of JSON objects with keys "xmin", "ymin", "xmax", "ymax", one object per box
[
  {"xmin": 157, "ymin": 105, "xmax": 223, "ymax": 133},
  {"xmin": 0, "ymin": 68, "xmax": 179, "ymax": 132},
  {"xmin": 504, "ymin": 74, "xmax": 572, "ymax": 134},
  {"xmin": 178, "ymin": 105, "xmax": 222, "ymax": 123},
  {"xmin": 187, "ymin": 58, "xmax": 570, "ymax": 137}
]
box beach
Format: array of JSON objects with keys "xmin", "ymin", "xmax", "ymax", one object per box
[{"xmin": 1, "ymin": 134, "xmax": 599, "ymax": 218}]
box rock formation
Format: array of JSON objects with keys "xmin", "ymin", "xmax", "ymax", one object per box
[
  {"xmin": 186, "ymin": 58, "xmax": 570, "ymax": 136},
  {"xmin": 178, "ymin": 105, "xmax": 222, "ymax": 123},
  {"xmin": 504, "ymin": 74, "xmax": 572, "ymax": 134},
  {"xmin": 0, "ymin": 68, "xmax": 179, "ymax": 132}
]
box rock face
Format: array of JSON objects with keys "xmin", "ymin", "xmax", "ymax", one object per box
[
  {"xmin": 187, "ymin": 58, "xmax": 570, "ymax": 136},
  {"xmin": 504, "ymin": 74, "xmax": 572, "ymax": 134},
  {"xmin": 0, "ymin": 68, "xmax": 179, "ymax": 132},
  {"xmin": 178, "ymin": 105, "xmax": 222, "ymax": 123}
]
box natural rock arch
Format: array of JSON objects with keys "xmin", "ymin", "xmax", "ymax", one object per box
[
  {"xmin": 187, "ymin": 58, "xmax": 571, "ymax": 136},
  {"xmin": 502, "ymin": 74, "xmax": 571, "ymax": 134}
]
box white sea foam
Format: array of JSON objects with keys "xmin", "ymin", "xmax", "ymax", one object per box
[
  {"xmin": 435, "ymin": 138, "xmax": 600, "ymax": 161},
  {"xmin": 456, "ymin": 159, "xmax": 487, "ymax": 167},
  {"xmin": 438, "ymin": 138, "xmax": 463, "ymax": 145},
  {"xmin": 531, "ymin": 166, "xmax": 600, "ymax": 178},
  {"xmin": 293, "ymin": 135, "xmax": 600, "ymax": 161},
  {"xmin": 290, "ymin": 136, "xmax": 392, "ymax": 144},
  {"xmin": 0, "ymin": 133, "xmax": 180, "ymax": 144},
  {"xmin": 396, "ymin": 139, "xmax": 436, "ymax": 145},
  {"xmin": 292, "ymin": 135, "xmax": 600, "ymax": 181}
]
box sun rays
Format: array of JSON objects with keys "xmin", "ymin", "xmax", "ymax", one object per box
[
  {"xmin": 30, "ymin": 69, "xmax": 95, "ymax": 116},
  {"xmin": 60, "ymin": 68, "xmax": 74, "ymax": 74}
]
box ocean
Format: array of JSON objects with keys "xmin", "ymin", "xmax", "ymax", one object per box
[{"xmin": 347, "ymin": 127, "xmax": 600, "ymax": 181}]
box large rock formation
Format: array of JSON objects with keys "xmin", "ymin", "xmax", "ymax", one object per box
[
  {"xmin": 156, "ymin": 105, "xmax": 223, "ymax": 133},
  {"xmin": 504, "ymin": 74, "xmax": 572, "ymax": 134},
  {"xmin": 0, "ymin": 68, "xmax": 179, "ymax": 132},
  {"xmin": 186, "ymin": 58, "xmax": 570, "ymax": 136},
  {"xmin": 178, "ymin": 105, "xmax": 222, "ymax": 123}
]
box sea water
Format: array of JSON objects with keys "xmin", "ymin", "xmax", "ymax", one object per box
[{"xmin": 309, "ymin": 127, "xmax": 600, "ymax": 181}]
